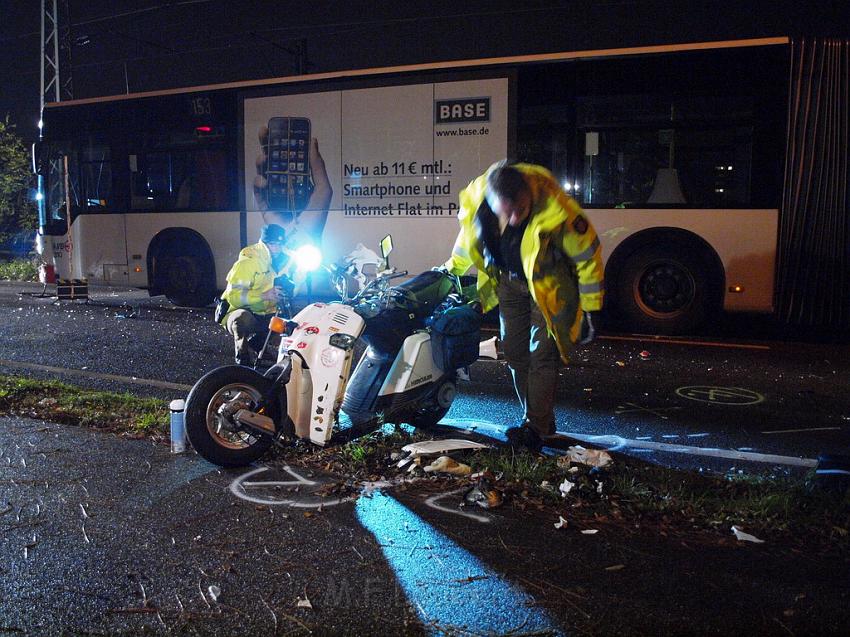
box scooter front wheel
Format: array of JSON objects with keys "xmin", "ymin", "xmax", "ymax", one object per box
[{"xmin": 185, "ymin": 365, "xmax": 283, "ymax": 467}]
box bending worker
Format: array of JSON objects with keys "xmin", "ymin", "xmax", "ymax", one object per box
[
  {"xmin": 442, "ymin": 161, "xmax": 604, "ymax": 451},
  {"xmin": 218, "ymin": 223, "xmax": 292, "ymax": 367}
]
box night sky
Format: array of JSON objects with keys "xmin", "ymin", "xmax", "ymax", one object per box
[{"xmin": 2, "ymin": 0, "xmax": 848, "ymax": 143}]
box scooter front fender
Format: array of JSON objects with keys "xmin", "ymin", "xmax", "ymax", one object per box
[{"xmin": 281, "ymin": 303, "xmax": 364, "ymax": 446}]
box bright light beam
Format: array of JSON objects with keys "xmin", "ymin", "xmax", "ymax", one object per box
[{"xmin": 356, "ymin": 492, "xmax": 562, "ymax": 635}]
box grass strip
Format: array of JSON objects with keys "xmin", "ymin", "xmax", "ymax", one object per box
[{"xmin": 0, "ymin": 374, "xmax": 168, "ymax": 437}]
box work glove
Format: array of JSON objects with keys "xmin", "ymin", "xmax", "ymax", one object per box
[{"xmin": 577, "ymin": 311, "xmax": 598, "ymax": 346}]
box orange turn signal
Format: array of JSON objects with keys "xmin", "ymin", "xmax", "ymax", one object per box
[{"xmin": 268, "ymin": 316, "xmax": 286, "ymax": 334}]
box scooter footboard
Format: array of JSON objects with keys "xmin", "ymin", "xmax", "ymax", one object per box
[{"xmin": 341, "ymin": 347, "xmax": 395, "ymax": 414}]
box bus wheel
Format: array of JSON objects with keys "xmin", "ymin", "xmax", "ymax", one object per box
[
  {"xmin": 159, "ymin": 252, "xmax": 216, "ymax": 307},
  {"xmin": 614, "ymin": 244, "xmax": 719, "ymax": 335}
]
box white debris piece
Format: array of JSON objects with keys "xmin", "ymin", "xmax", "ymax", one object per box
[
  {"xmin": 731, "ymin": 525, "xmax": 765, "ymax": 544},
  {"xmin": 207, "ymin": 585, "xmax": 221, "ymax": 603},
  {"xmin": 297, "ymin": 595, "xmax": 313, "ymax": 609},
  {"xmin": 558, "ymin": 445, "xmax": 614, "ymax": 468},
  {"xmin": 558, "ymin": 479, "xmax": 575, "ymax": 497},
  {"xmin": 399, "ymin": 439, "xmax": 491, "ymax": 466},
  {"xmin": 581, "ymin": 529, "xmax": 599, "ymax": 535},
  {"xmin": 423, "ymin": 456, "xmax": 472, "ymax": 476},
  {"xmin": 554, "ymin": 516, "xmax": 569, "ymax": 529}
]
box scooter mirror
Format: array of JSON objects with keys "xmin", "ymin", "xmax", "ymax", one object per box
[{"xmin": 380, "ymin": 234, "xmax": 393, "ymax": 261}]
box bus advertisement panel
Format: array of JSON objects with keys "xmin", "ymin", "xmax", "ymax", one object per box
[{"xmin": 242, "ymin": 77, "xmax": 509, "ymax": 277}]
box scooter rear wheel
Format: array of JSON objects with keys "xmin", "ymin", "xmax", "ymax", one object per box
[
  {"xmin": 185, "ymin": 365, "xmax": 283, "ymax": 467},
  {"xmin": 404, "ymin": 376, "xmax": 457, "ymax": 429}
]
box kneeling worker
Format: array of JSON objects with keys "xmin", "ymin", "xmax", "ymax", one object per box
[{"xmin": 218, "ymin": 223, "xmax": 291, "ymax": 366}]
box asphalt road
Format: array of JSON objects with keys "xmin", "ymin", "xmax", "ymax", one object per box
[
  {"xmin": 3, "ymin": 415, "xmax": 849, "ymax": 636},
  {"xmin": 1, "ymin": 280, "xmax": 848, "ymax": 474}
]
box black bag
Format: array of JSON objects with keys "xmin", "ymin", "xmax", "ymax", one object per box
[
  {"xmin": 429, "ymin": 303, "xmax": 482, "ymax": 371},
  {"xmin": 213, "ymin": 296, "xmax": 230, "ymax": 323}
]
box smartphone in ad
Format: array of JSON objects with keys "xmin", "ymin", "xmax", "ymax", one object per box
[{"xmin": 266, "ymin": 117, "xmax": 312, "ymax": 210}]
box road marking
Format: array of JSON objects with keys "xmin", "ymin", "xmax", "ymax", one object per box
[
  {"xmin": 676, "ymin": 386, "xmax": 764, "ymax": 405},
  {"xmin": 0, "ymin": 359, "xmax": 193, "ymax": 392},
  {"xmin": 560, "ymin": 432, "xmax": 818, "ymax": 468},
  {"xmin": 229, "ymin": 466, "xmax": 351, "ymax": 508},
  {"xmin": 599, "ymin": 334, "xmax": 770, "ymax": 350},
  {"xmin": 615, "ymin": 401, "xmax": 681, "ymax": 419},
  {"xmin": 762, "ymin": 426, "xmax": 842, "ymax": 434}
]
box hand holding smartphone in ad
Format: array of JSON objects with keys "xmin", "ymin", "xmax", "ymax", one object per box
[{"xmin": 253, "ymin": 118, "xmax": 332, "ymax": 244}]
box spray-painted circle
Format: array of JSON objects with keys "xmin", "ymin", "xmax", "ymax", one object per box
[{"xmin": 675, "ymin": 386, "xmax": 764, "ymax": 405}]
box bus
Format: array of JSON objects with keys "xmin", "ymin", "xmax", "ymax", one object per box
[{"xmin": 34, "ymin": 36, "xmax": 789, "ymax": 334}]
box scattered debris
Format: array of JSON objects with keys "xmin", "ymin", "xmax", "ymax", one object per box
[
  {"xmin": 639, "ymin": 350, "xmax": 651, "ymax": 360},
  {"xmin": 605, "ymin": 564, "xmax": 626, "ymax": 571},
  {"xmin": 615, "ymin": 361, "xmax": 626, "ymax": 367},
  {"xmin": 423, "ymin": 456, "xmax": 472, "ymax": 476},
  {"xmin": 558, "ymin": 479, "xmax": 575, "ymax": 497},
  {"xmin": 554, "ymin": 516, "xmax": 568, "ymax": 529},
  {"xmin": 296, "ymin": 595, "xmax": 313, "ymax": 610},
  {"xmin": 400, "ymin": 439, "xmax": 491, "ymax": 461},
  {"xmin": 558, "ymin": 446, "xmax": 614, "ymax": 469},
  {"xmin": 581, "ymin": 529, "xmax": 599, "ymax": 535},
  {"xmin": 464, "ymin": 478, "xmax": 503, "ymax": 509},
  {"xmin": 207, "ymin": 585, "xmax": 221, "ymax": 603},
  {"xmin": 731, "ymin": 525, "xmax": 765, "ymax": 544}
]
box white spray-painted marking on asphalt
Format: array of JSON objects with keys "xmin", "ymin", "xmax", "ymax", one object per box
[
  {"xmin": 615, "ymin": 402, "xmax": 681, "ymax": 419},
  {"xmin": 231, "ymin": 466, "xmax": 413, "ymax": 509},
  {"xmin": 762, "ymin": 426, "xmax": 842, "ymax": 434},
  {"xmin": 424, "ymin": 488, "xmax": 491, "ymax": 524},
  {"xmin": 676, "ymin": 386, "xmax": 765, "ymax": 405},
  {"xmin": 230, "ymin": 466, "xmax": 350, "ymax": 508},
  {"xmin": 0, "ymin": 359, "xmax": 192, "ymax": 392},
  {"xmin": 599, "ymin": 334, "xmax": 771, "ymax": 350},
  {"xmin": 560, "ymin": 432, "xmax": 818, "ymax": 468}
]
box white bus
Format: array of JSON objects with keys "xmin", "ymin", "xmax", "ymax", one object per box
[{"xmin": 35, "ymin": 37, "xmax": 789, "ymax": 334}]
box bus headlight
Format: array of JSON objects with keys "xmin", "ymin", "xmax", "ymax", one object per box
[{"xmin": 293, "ymin": 244, "xmax": 322, "ymax": 272}]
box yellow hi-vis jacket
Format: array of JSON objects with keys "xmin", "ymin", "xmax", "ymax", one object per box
[
  {"xmin": 444, "ymin": 162, "xmax": 604, "ymax": 363},
  {"xmin": 219, "ymin": 241, "xmax": 286, "ymax": 324}
]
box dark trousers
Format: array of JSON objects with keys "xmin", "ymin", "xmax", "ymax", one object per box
[
  {"xmin": 497, "ymin": 276, "xmax": 560, "ymax": 437},
  {"xmin": 225, "ymin": 309, "xmax": 272, "ymax": 365}
]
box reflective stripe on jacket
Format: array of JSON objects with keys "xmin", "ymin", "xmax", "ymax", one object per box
[
  {"xmin": 220, "ymin": 242, "xmax": 285, "ymax": 323},
  {"xmin": 444, "ymin": 162, "xmax": 604, "ymax": 362}
]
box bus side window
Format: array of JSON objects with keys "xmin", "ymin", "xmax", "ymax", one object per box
[
  {"xmin": 80, "ymin": 142, "xmax": 112, "ymax": 211},
  {"xmin": 130, "ymin": 149, "xmax": 228, "ymax": 211}
]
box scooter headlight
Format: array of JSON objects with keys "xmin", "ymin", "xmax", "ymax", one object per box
[
  {"xmin": 293, "ymin": 244, "xmax": 322, "ymax": 272},
  {"xmin": 329, "ymin": 333, "xmax": 356, "ymax": 350}
]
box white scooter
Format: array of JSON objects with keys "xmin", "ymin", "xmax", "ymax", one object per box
[{"xmin": 185, "ymin": 235, "xmax": 487, "ymax": 467}]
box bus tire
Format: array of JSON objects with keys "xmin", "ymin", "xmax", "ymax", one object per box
[
  {"xmin": 613, "ymin": 243, "xmax": 720, "ymax": 335},
  {"xmin": 159, "ymin": 251, "xmax": 216, "ymax": 307}
]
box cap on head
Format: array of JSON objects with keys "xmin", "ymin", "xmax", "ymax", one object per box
[{"xmin": 260, "ymin": 224, "xmax": 286, "ymax": 244}]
